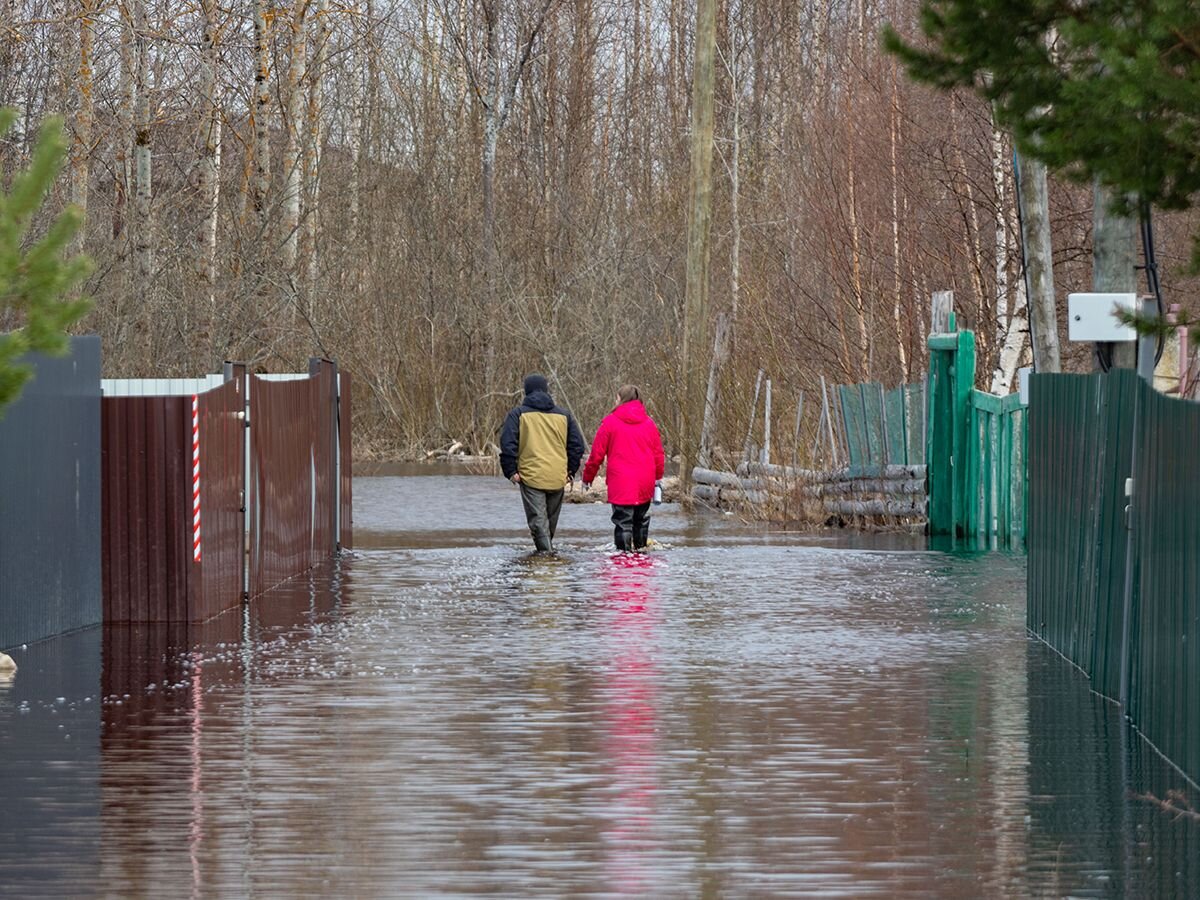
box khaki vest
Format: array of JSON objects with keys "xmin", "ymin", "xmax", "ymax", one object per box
[{"xmin": 518, "ymin": 411, "xmax": 568, "ymax": 489}]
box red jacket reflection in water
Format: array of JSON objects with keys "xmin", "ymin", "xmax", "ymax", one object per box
[{"xmin": 601, "ymin": 552, "xmax": 660, "ymax": 893}]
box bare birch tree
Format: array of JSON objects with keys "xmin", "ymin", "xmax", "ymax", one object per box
[
  {"xmin": 68, "ymin": 0, "xmax": 96, "ymax": 254},
  {"xmin": 132, "ymin": 0, "xmax": 152, "ymax": 285},
  {"xmin": 195, "ymin": 0, "xmax": 222, "ymax": 317},
  {"xmin": 282, "ymin": 0, "xmax": 311, "ymax": 277}
]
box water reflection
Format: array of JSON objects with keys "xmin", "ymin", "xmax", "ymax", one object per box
[
  {"xmin": 1025, "ymin": 639, "xmax": 1200, "ymax": 896},
  {"xmin": 598, "ymin": 553, "xmax": 661, "ymax": 895},
  {"xmin": 0, "ymin": 475, "xmax": 1197, "ymax": 895}
]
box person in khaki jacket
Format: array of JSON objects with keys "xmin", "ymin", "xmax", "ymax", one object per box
[{"xmin": 499, "ymin": 374, "xmax": 585, "ymax": 553}]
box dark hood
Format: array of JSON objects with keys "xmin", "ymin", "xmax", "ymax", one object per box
[
  {"xmin": 523, "ymin": 390, "xmax": 556, "ymax": 411},
  {"xmin": 613, "ymin": 399, "xmax": 648, "ymax": 424}
]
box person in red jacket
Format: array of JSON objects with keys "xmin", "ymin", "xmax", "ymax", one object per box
[{"xmin": 581, "ymin": 384, "xmax": 666, "ymax": 552}]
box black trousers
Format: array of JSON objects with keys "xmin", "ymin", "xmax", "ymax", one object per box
[
  {"xmin": 519, "ymin": 483, "xmax": 564, "ymax": 552},
  {"xmin": 610, "ymin": 502, "xmax": 651, "ymax": 551}
]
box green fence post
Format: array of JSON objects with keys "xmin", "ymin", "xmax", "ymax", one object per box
[
  {"xmin": 927, "ymin": 339, "xmax": 954, "ymax": 535},
  {"xmin": 952, "ymin": 330, "xmax": 976, "ymax": 538}
]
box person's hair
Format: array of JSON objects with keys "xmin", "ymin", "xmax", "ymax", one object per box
[{"xmin": 617, "ymin": 384, "xmax": 640, "ymax": 404}]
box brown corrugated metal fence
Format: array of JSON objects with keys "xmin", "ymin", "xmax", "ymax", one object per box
[
  {"xmin": 102, "ymin": 395, "xmax": 190, "ymax": 623},
  {"xmin": 191, "ymin": 376, "xmax": 246, "ymax": 620},
  {"xmin": 339, "ymin": 371, "xmax": 353, "ymax": 550},
  {"xmin": 248, "ymin": 360, "xmax": 342, "ymax": 599},
  {"xmin": 102, "ymin": 378, "xmax": 245, "ymax": 624},
  {"xmin": 103, "ymin": 360, "xmax": 350, "ymax": 623}
]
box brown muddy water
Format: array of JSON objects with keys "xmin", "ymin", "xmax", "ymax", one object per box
[{"xmin": 1, "ymin": 471, "xmax": 1198, "ymax": 897}]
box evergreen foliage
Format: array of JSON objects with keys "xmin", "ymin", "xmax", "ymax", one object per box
[
  {"xmin": 884, "ymin": 0, "xmax": 1200, "ymax": 269},
  {"xmin": 0, "ymin": 108, "xmax": 92, "ymax": 412}
]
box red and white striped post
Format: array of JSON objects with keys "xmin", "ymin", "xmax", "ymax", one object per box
[{"xmin": 192, "ymin": 394, "xmax": 202, "ymax": 562}]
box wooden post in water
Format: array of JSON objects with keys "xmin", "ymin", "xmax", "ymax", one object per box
[
  {"xmin": 761, "ymin": 378, "xmax": 772, "ymax": 465},
  {"xmin": 819, "ymin": 375, "xmax": 839, "ymax": 468},
  {"xmin": 742, "ymin": 369, "xmax": 764, "ymax": 462},
  {"xmin": 792, "ymin": 390, "xmax": 804, "ymax": 467}
]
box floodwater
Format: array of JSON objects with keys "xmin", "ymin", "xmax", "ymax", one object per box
[{"xmin": 2, "ymin": 471, "xmax": 1198, "ymax": 898}]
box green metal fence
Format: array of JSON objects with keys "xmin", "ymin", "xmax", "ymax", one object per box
[
  {"xmin": 1027, "ymin": 368, "xmax": 1200, "ymax": 786},
  {"xmin": 837, "ymin": 381, "xmax": 925, "ymax": 468},
  {"xmin": 1026, "ymin": 370, "xmax": 1135, "ymax": 695},
  {"xmin": 926, "ymin": 327, "xmax": 1027, "ymax": 542},
  {"xmin": 1129, "ymin": 377, "xmax": 1200, "ymax": 785}
]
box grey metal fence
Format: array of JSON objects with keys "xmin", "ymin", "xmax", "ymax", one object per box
[{"xmin": 0, "ymin": 337, "xmax": 102, "ymax": 649}]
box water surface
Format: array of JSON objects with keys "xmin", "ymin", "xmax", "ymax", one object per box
[{"xmin": 2, "ymin": 472, "xmax": 1197, "ymax": 897}]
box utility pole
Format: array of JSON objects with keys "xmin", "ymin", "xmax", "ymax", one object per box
[
  {"xmin": 1093, "ymin": 182, "xmax": 1138, "ymax": 369},
  {"xmin": 1015, "ymin": 151, "xmax": 1060, "ymax": 373},
  {"xmin": 680, "ymin": 0, "xmax": 717, "ymax": 494}
]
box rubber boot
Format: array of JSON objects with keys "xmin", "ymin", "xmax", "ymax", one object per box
[{"xmin": 618, "ymin": 528, "xmax": 634, "ymax": 552}]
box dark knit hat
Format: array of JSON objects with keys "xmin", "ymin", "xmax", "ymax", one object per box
[{"xmin": 523, "ymin": 373, "xmax": 549, "ymax": 395}]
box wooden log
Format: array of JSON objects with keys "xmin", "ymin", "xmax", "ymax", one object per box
[
  {"xmin": 725, "ymin": 488, "xmax": 770, "ymax": 505},
  {"xmin": 804, "ymin": 479, "xmax": 926, "ymax": 497},
  {"xmin": 737, "ymin": 461, "xmax": 927, "ymax": 482},
  {"xmin": 692, "ymin": 466, "xmax": 743, "ymax": 488},
  {"xmin": 692, "ymin": 484, "xmax": 722, "ymax": 503},
  {"xmin": 825, "ymin": 498, "xmax": 927, "ymax": 517},
  {"xmin": 691, "ymin": 466, "xmax": 767, "ymax": 490}
]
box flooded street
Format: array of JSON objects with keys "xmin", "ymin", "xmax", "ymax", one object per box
[{"xmin": 3, "ymin": 471, "xmax": 1198, "ymax": 897}]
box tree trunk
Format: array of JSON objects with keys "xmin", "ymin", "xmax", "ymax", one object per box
[
  {"xmin": 196, "ymin": 0, "xmax": 221, "ymax": 319},
  {"xmin": 251, "ymin": 0, "xmax": 272, "ymax": 224},
  {"xmin": 114, "ymin": 0, "xmax": 134, "ymax": 249},
  {"xmin": 302, "ymin": 0, "xmax": 330, "ymax": 300},
  {"xmin": 69, "ymin": 0, "xmax": 96, "ymax": 254},
  {"xmin": 348, "ymin": 1, "xmax": 368, "ymax": 251},
  {"xmin": 890, "ymin": 69, "xmax": 908, "ymax": 381},
  {"xmin": 480, "ymin": 3, "xmax": 501, "ymax": 421},
  {"xmin": 989, "ymin": 116, "xmax": 1010, "ymax": 378},
  {"xmin": 681, "ymin": 0, "xmax": 717, "ymax": 490},
  {"xmin": 698, "ymin": 312, "xmax": 730, "ymax": 469},
  {"xmin": 282, "ymin": 0, "xmax": 310, "ymax": 276},
  {"xmin": 1015, "ymin": 151, "xmax": 1060, "ymax": 372},
  {"xmin": 992, "ymin": 274, "xmax": 1029, "ymax": 393},
  {"xmin": 133, "ymin": 0, "xmax": 152, "ymax": 286}
]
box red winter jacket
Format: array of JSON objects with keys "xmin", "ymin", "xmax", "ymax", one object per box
[{"xmin": 582, "ymin": 400, "xmax": 666, "ymax": 506}]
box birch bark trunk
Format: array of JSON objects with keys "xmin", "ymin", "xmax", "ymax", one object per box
[
  {"xmin": 282, "ymin": 0, "xmax": 310, "ymax": 276},
  {"xmin": 132, "ymin": 0, "xmax": 152, "ymax": 285},
  {"xmin": 196, "ymin": 0, "xmax": 222, "ymax": 314},
  {"xmin": 69, "ymin": 0, "xmax": 96, "ymax": 254},
  {"xmin": 302, "ymin": 0, "xmax": 330, "ymax": 297},
  {"xmin": 251, "ymin": 0, "xmax": 272, "ymax": 225},
  {"xmin": 890, "ymin": 70, "xmax": 908, "ymax": 381},
  {"xmin": 988, "ymin": 117, "xmax": 1010, "ymax": 377},
  {"xmin": 114, "ymin": 1, "xmax": 134, "ymax": 250}
]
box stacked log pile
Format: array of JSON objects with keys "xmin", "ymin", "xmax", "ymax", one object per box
[{"xmin": 692, "ymin": 462, "xmax": 926, "ymax": 525}]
